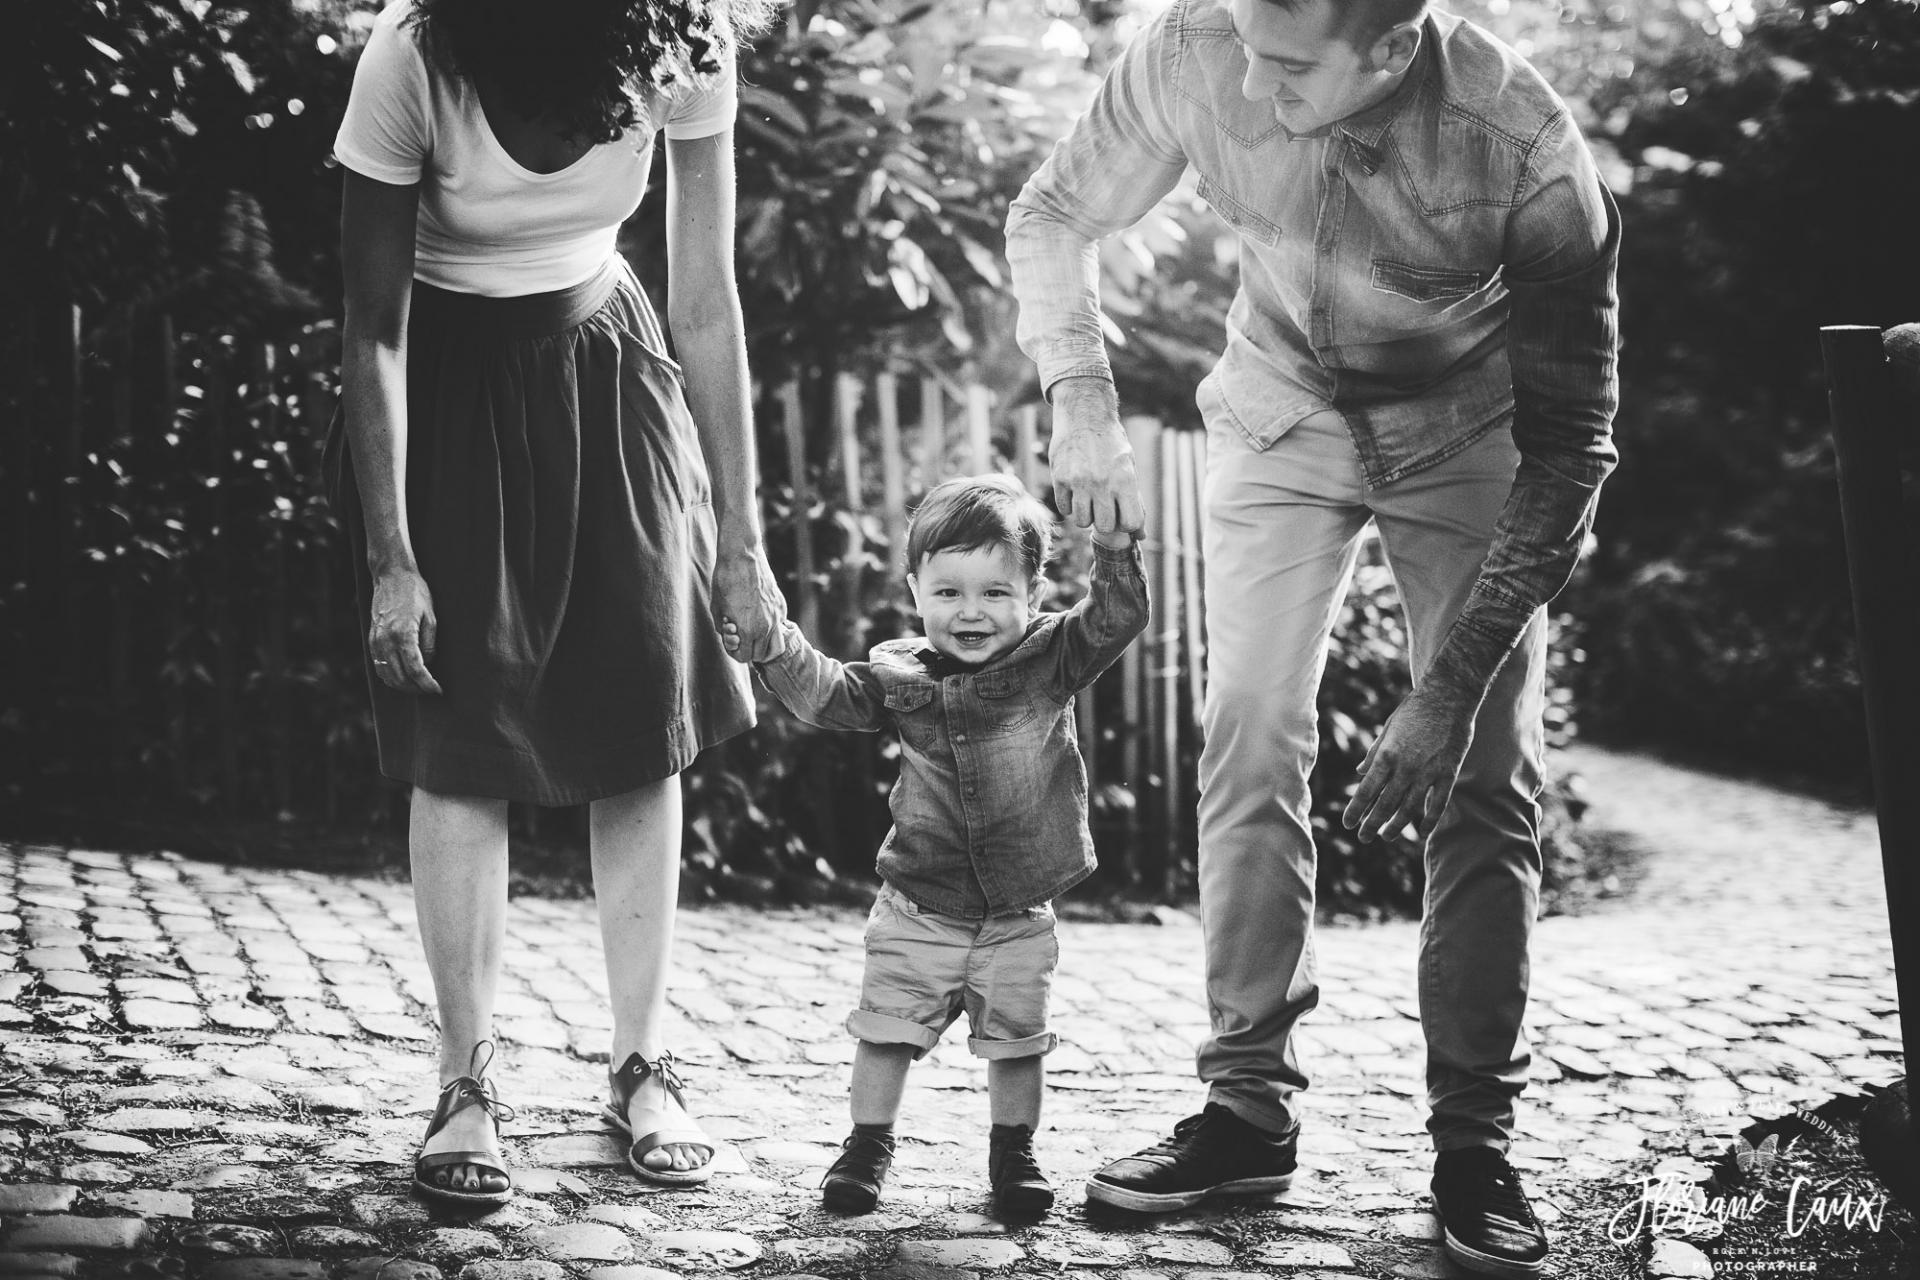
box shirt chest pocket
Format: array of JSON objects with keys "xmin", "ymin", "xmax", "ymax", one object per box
[
  {"xmin": 973, "ymin": 673, "xmax": 1041, "ymax": 738},
  {"xmin": 884, "ymin": 683, "xmax": 940, "ymax": 753},
  {"xmin": 1357, "ymin": 256, "xmax": 1505, "ymax": 338}
]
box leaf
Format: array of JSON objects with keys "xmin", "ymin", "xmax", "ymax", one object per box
[
  {"xmin": 954, "ymin": 235, "xmax": 1003, "ymax": 287},
  {"xmin": 887, "ymin": 237, "xmax": 932, "ymax": 310},
  {"xmin": 222, "ymin": 50, "xmax": 256, "ymax": 96},
  {"xmin": 85, "ymin": 35, "xmax": 123, "ymax": 62},
  {"xmin": 739, "ymin": 84, "xmax": 808, "ymax": 134}
]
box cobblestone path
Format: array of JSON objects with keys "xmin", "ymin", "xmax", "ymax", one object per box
[{"xmin": 0, "ymin": 745, "xmax": 1903, "ymax": 1279}]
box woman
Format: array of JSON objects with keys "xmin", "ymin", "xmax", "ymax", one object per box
[{"xmin": 329, "ymin": 0, "xmax": 783, "ymax": 1208}]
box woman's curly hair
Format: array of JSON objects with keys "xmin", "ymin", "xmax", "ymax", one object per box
[{"xmin": 409, "ymin": 0, "xmax": 781, "ymax": 145}]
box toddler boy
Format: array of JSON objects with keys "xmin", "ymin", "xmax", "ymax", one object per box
[{"xmin": 726, "ymin": 473, "xmax": 1147, "ymax": 1216}]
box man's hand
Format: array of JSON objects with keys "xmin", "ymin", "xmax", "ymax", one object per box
[
  {"xmin": 368, "ymin": 565, "xmax": 443, "ymax": 696},
  {"xmin": 712, "ymin": 544, "xmax": 786, "ymax": 663},
  {"xmin": 1342, "ymin": 683, "xmax": 1478, "ymax": 844},
  {"xmin": 1050, "ymin": 377, "xmax": 1145, "ymax": 537}
]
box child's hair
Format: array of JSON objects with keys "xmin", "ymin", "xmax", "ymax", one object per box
[{"xmin": 906, "ymin": 474, "xmax": 1056, "ymax": 580}]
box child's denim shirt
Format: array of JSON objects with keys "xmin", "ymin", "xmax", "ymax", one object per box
[{"xmin": 755, "ymin": 542, "xmax": 1149, "ymax": 919}]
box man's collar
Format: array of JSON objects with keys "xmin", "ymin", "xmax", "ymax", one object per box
[{"xmin": 1331, "ymin": 16, "xmax": 1436, "ymax": 153}]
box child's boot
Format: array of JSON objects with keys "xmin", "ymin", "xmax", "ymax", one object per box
[
  {"xmin": 989, "ymin": 1122, "xmax": 1054, "ymax": 1216},
  {"xmin": 822, "ymin": 1123, "xmax": 895, "ymax": 1214}
]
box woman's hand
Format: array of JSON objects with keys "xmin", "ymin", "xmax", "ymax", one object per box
[
  {"xmin": 369, "ymin": 565, "xmax": 443, "ymax": 695},
  {"xmin": 712, "ymin": 545, "xmax": 786, "ymax": 663}
]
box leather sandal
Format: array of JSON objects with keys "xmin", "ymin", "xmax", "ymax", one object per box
[
  {"xmin": 412, "ymin": 1041, "xmax": 515, "ymax": 1211},
  {"xmin": 602, "ymin": 1050, "xmax": 715, "ymax": 1186}
]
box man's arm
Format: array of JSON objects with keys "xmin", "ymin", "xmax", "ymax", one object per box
[
  {"xmin": 1005, "ymin": 6, "xmax": 1191, "ymax": 535},
  {"xmin": 1345, "ymin": 115, "xmax": 1620, "ymax": 843}
]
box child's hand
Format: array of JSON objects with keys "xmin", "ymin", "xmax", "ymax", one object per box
[
  {"xmin": 721, "ymin": 618, "xmax": 744, "ymax": 660},
  {"xmin": 1091, "ymin": 525, "xmax": 1137, "ymax": 550}
]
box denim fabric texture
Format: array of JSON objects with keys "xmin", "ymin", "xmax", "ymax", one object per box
[
  {"xmin": 754, "ymin": 541, "xmax": 1150, "ymax": 919},
  {"xmin": 1005, "ymin": 0, "xmax": 1621, "ymax": 655}
]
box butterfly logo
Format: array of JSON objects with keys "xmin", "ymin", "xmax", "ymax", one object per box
[{"xmin": 1734, "ymin": 1133, "xmax": 1781, "ymax": 1180}]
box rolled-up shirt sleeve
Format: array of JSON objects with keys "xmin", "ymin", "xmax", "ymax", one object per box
[
  {"xmin": 1451, "ymin": 114, "xmax": 1621, "ymax": 652},
  {"xmin": 1005, "ymin": 6, "xmax": 1191, "ymax": 399}
]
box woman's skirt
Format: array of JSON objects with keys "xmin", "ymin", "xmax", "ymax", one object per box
[{"xmin": 326, "ymin": 257, "xmax": 755, "ymax": 805}]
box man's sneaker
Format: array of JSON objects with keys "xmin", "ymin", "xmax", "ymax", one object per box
[
  {"xmin": 989, "ymin": 1123, "xmax": 1054, "ymax": 1216},
  {"xmin": 1085, "ymin": 1104, "xmax": 1297, "ymax": 1212},
  {"xmin": 821, "ymin": 1129, "xmax": 895, "ymax": 1214},
  {"xmin": 1431, "ymin": 1146, "xmax": 1550, "ymax": 1278}
]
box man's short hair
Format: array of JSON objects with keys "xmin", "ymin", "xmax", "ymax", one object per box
[
  {"xmin": 906, "ymin": 473, "xmax": 1056, "ymax": 580},
  {"xmin": 1258, "ymin": 0, "xmax": 1428, "ymax": 48}
]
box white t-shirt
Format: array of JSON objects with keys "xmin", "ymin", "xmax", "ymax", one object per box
[{"xmin": 334, "ymin": 0, "xmax": 737, "ymax": 296}]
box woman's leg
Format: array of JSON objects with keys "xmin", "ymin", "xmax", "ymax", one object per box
[
  {"xmin": 590, "ymin": 776, "xmax": 708, "ymax": 1173},
  {"xmin": 411, "ymin": 785, "xmax": 512, "ymax": 1192}
]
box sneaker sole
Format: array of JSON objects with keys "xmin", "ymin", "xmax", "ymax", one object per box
[
  {"xmin": 1440, "ymin": 1228, "xmax": 1547, "ymax": 1279},
  {"xmin": 1084, "ymin": 1171, "xmax": 1294, "ymax": 1213}
]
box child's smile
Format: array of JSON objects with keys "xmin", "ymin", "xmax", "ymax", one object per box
[{"xmin": 908, "ymin": 544, "xmax": 1038, "ymax": 667}]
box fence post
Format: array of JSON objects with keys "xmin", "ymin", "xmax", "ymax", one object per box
[
  {"xmin": 779, "ymin": 380, "xmax": 819, "ymax": 640},
  {"xmin": 876, "ymin": 372, "xmax": 906, "ymax": 586},
  {"xmin": 920, "ymin": 376, "xmax": 944, "ymax": 485},
  {"xmin": 967, "ymin": 384, "xmax": 992, "ymax": 474},
  {"xmin": 1176, "ymin": 430, "xmax": 1206, "ymax": 730},
  {"xmin": 1821, "ymin": 323, "xmax": 1920, "ymax": 1093},
  {"xmin": 834, "ymin": 373, "xmax": 866, "ymax": 656},
  {"xmin": 1125, "ymin": 414, "xmax": 1165, "ymax": 893},
  {"xmin": 1016, "ymin": 404, "xmax": 1041, "ymax": 495}
]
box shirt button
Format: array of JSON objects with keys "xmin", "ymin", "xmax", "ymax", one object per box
[{"xmin": 955, "ymin": 732, "xmax": 967, "ymax": 742}]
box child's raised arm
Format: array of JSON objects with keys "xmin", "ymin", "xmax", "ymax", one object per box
[{"xmin": 1054, "ymin": 534, "xmax": 1151, "ymax": 693}]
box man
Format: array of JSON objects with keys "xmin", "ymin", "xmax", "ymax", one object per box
[{"xmin": 1004, "ymin": 0, "xmax": 1619, "ymax": 1273}]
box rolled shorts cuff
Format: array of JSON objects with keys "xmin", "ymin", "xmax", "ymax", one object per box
[
  {"xmin": 847, "ymin": 1008, "xmax": 941, "ymax": 1058},
  {"xmin": 967, "ymin": 1030, "xmax": 1057, "ymax": 1060}
]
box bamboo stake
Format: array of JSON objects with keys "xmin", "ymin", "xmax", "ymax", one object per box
[
  {"xmin": 877, "ymin": 372, "xmax": 906, "ymax": 584},
  {"xmin": 160, "ymin": 314, "xmax": 187, "ymax": 795},
  {"xmin": 207, "ymin": 352, "xmax": 239, "ymax": 817},
  {"xmin": 920, "ymin": 376, "xmax": 944, "ymax": 485},
  {"xmin": 109, "ymin": 327, "xmax": 134, "ymax": 787},
  {"xmin": 780, "ymin": 381, "xmax": 819, "ymax": 639},
  {"xmin": 1178, "ymin": 430, "xmax": 1206, "ymax": 728},
  {"xmin": 1159, "ymin": 427, "xmax": 1181, "ymax": 896},
  {"xmin": 260, "ymin": 342, "xmax": 292, "ymax": 815},
  {"xmin": 1016, "ymin": 404, "xmax": 1040, "ymax": 495},
  {"xmin": 1113, "ymin": 426, "xmax": 1152, "ymax": 886},
  {"xmin": 835, "ymin": 373, "xmax": 866, "ymax": 654},
  {"xmin": 967, "ymin": 383, "xmax": 992, "ymax": 474}
]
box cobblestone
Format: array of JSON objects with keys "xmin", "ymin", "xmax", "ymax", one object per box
[{"xmin": 0, "ymin": 746, "xmax": 1905, "ymax": 1279}]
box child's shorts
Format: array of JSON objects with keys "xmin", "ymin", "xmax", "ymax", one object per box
[{"xmin": 847, "ymin": 882, "xmax": 1059, "ymax": 1060}]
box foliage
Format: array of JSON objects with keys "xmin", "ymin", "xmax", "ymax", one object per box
[
  {"xmin": 1561, "ymin": 0, "xmax": 1920, "ymax": 782},
  {"xmin": 0, "ymin": 0, "xmax": 1630, "ymax": 918}
]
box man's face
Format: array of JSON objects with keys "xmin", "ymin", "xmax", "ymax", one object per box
[
  {"xmin": 1226, "ymin": 0, "xmax": 1399, "ymax": 135},
  {"xmin": 908, "ymin": 543, "xmax": 1037, "ymax": 667}
]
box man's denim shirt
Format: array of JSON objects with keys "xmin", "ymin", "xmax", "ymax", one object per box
[
  {"xmin": 1006, "ymin": 2, "xmax": 1621, "ymax": 651},
  {"xmin": 755, "ymin": 543, "xmax": 1149, "ymax": 919}
]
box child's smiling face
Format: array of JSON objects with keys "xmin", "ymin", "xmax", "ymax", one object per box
[{"xmin": 908, "ymin": 543, "xmax": 1038, "ymax": 667}]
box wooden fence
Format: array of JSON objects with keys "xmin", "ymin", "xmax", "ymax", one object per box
[
  {"xmin": 779, "ymin": 372, "xmax": 1209, "ymax": 892},
  {"xmin": 4, "ymin": 305, "xmax": 1211, "ymax": 893}
]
